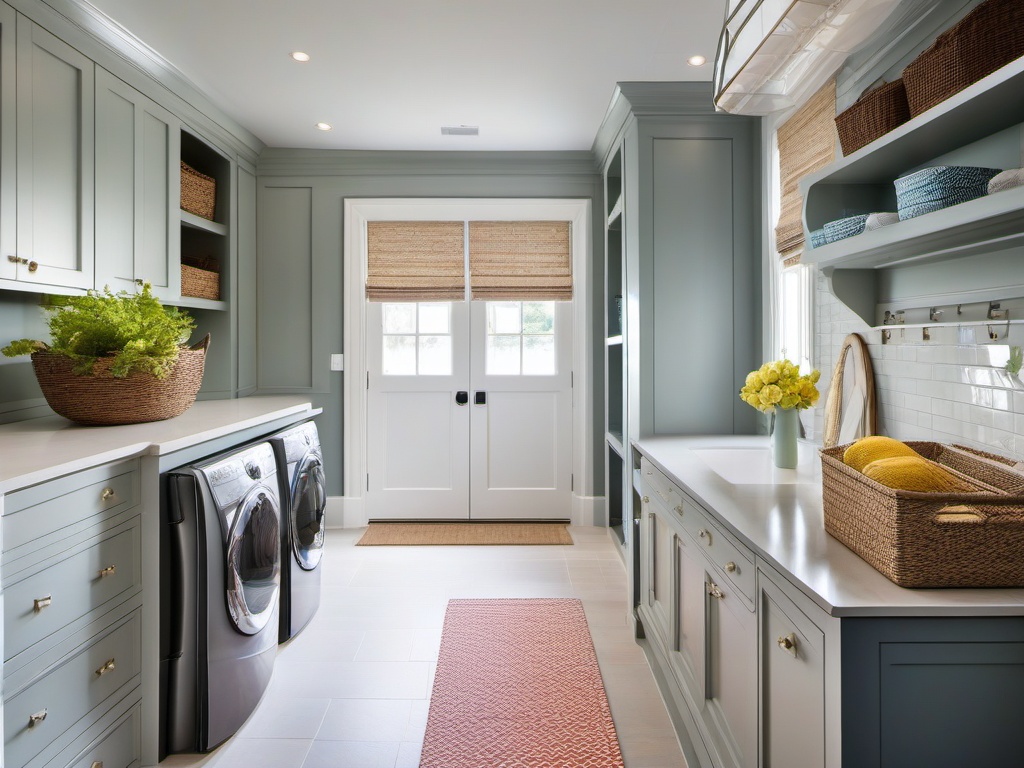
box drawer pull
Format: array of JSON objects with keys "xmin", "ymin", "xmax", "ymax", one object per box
[
  {"xmin": 95, "ymin": 658, "xmax": 116, "ymax": 677},
  {"xmin": 28, "ymin": 709, "xmax": 47, "ymax": 728},
  {"xmin": 706, "ymin": 581, "xmax": 725, "ymax": 600},
  {"xmin": 33, "ymin": 595, "xmax": 52, "ymax": 612},
  {"xmin": 91, "ymin": 762, "xmax": 104, "ymax": 768},
  {"xmin": 698, "ymin": 528, "xmax": 711, "ymax": 544},
  {"xmin": 674, "ymin": 504, "xmax": 683, "ymax": 514},
  {"xmin": 641, "ymin": 496, "xmax": 650, "ymax": 504},
  {"xmin": 8, "ymin": 255, "xmax": 39, "ymax": 272},
  {"xmin": 98, "ymin": 565, "xmax": 117, "ymax": 578},
  {"xmin": 100, "ymin": 487, "xmax": 116, "ymax": 501},
  {"xmin": 777, "ymin": 633, "xmax": 798, "ymax": 657},
  {"xmin": 724, "ymin": 561, "xmax": 737, "ymax": 573}
]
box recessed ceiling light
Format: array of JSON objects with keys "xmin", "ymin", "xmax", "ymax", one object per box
[
  {"xmin": 687, "ymin": 54, "xmax": 707, "ymax": 67},
  {"xmin": 315, "ymin": 122, "xmax": 332, "ymax": 131},
  {"xmin": 290, "ymin": 51, "xmax": 311, "ymax": 62}
]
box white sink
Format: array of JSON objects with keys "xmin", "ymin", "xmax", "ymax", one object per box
[{"xmin": 692, "ymin": 447, "xmax": 807, "ymax": 485}]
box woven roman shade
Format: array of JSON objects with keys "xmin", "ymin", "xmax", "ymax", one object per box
[
  {"xmin": 775, "ymin": 80, "xmax": 837, "ymax": 264},
  {"xmin": 366, "ymin": 221, "xmax": 465, "ymax": 301},
  {"xmin": 468, "ymin": 221, "xmax": 572, "ymax": 300}
]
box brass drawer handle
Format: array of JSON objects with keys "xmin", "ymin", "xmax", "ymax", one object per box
[
  {"xmin": 674, "ymin": 504, "xmax": 683, "ymax": 515},
  {"xmin": 8, "ymin": 255, "xmax": 38, "ymax": 272},
  {"xmin": 28, "ymin": 709, "xmax": 47, "ymax": 727},
  {"xmin": 95, "ymin": 658, "xmax": 116, "ymax": 677},
  {"xmin": 34, "ymin": 595, "xmax": 52, "ymax": 612},
  {"xmin": 100, "ymin": 487, "xmax": 116, "ymax": 501},
  {"xmin": 777, "ymin": 633, "xmax": 798, "ymax": 657},
  {"xmin": 706, "ymin": 581, "xmax": 725, "ymax": 600},
  {"xmin": 91, "ymin": 762, "xmax": 104, "ymax": 768},
  {"xmin": 698, "ymin": 528, "xmax": 711, "ymax": 544},
  {"xmin": 724, "ymin": 561, "xmax": 737, "ymax": 573},
  {"xmin": 98, "ymin": 565, "xmax": 117, "ymax": 578},
  {"xmin": 641, "ymin": 496, "xmax": 650, "ymax": 504}
]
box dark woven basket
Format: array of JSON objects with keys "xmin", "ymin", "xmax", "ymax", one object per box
[
  {"xmin": 180, "ymin": 162, "xmax": 216, "ymax": 221},
  {"xmin": 31, "ymin": 335, "xmax": 210, "ymax": 426},
  {"xmin": 835, "ymin": 79, "xmax": 911, "ymax": 156},
  {"xmin": 903, "ymin": 0, "xmax": 1024, "ymax": 117},
  {"xmin": 821, "ymin": 442, "xmax": 1024, "ymax": 588}
]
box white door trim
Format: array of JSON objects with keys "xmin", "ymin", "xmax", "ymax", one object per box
[{"xmin": 342, "ymin": 198, "xmax": 593, "ymax": 528}]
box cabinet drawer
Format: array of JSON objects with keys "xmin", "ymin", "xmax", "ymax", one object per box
[
  {"xmin": 4, "ymin": 463, "xmax": 138, "ymax": 555},
  {"xmin": 4, "ymin": 524, "xmax": 140, "ymax": 662},
  {"xmin": 687, "ymin": 509, "xmax": 755, "ymax": 607},
  {"xmin": 5, "ymin": 611, "xmax": 140, "ymax": 768},
  {"xmin": 62, "ymin": 704, "xmax": 140, "ymax": 768},
  {"xmin": 640, "ymin": 459, "xmax": 686, "ymax": 514}
]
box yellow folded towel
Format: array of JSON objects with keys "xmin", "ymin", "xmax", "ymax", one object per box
[
  {"xmin": 862, "ymin": 455, "xmax": 976, "ymax": 493},
  {"xmin": 843, "ymin": 435, "xmax": 920, "ymax": 472}
]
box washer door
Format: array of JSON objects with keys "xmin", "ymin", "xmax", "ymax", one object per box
[
  {"xmin": 291, "ymin": 452, "xmax": 326, "ymax": 571},
  {"xmin": 226, "ymin": 485, "xmax": 281, "ymax": 635}
]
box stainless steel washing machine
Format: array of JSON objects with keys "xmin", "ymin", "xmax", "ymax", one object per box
[
  {"xmin": 269, "ymin": 421, "xmax": 325, "ymax": 643},
  {"xmin": 162, "ymin": 441, "xmax": 282, "ymax": 754}
]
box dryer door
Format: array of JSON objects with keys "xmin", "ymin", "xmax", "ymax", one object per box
[
  {"xmin": 291, "ymin": 452, "xmax": 326, "ymax": 571},
  {"xmin": 226, "ymin": 485, "xmax": 281, "ymax": 635}
]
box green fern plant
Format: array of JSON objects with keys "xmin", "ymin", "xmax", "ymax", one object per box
[
  {"xmin": 1008, "ymin": 345, "xmax": 1023, "ymax": 376},
  {"xmin": 1, "ymin": 284, "xmax": 195, "ymax": 379}
]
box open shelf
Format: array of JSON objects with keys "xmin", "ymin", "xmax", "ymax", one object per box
[
  {"xmin": 167, "ymin": 295, "xmax": 227, "ymax": 312},
  {"xmin": 607, "ymin": 334, "xmax": 623, "ymax": 346},
  {"xmin": 180, "ymin": 210, "xmax": 227, "ymax": 236},
  {"xmin": 607, "ymin": 431, "xmax": 624, "ymax": 457}
]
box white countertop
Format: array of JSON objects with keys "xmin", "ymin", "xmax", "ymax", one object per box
[
  {"xmin": 634, "ymin": 435, "xmax": 1024, "ymax": 617},
  {"xmin": 0, "ymin": 396, "xmax": 320, "ymax": 493}
]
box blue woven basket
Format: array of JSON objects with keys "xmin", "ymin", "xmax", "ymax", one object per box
[
  {"xmin": 895, "ymin": 166, "xmax": 1001, "ymax": 220},
  {"xmin": 823, "ymin": 214, "xmax": 870, "ymax": 243},
  {"xmin": 809, "ymin": 228, "xmax": 828, "ymax": 248}
]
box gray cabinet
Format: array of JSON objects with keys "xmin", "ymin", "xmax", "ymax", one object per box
[
  {"xmin": 95, "ymin": 68, "xmax": 181, "ymax": 300},
  {"xmin": 10, "ymin": 16, "xmax": 94, "ymax": 291}
]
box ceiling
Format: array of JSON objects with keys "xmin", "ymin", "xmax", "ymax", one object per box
[{"xmin": 84, "ymin": 0, "xmax": 725, "ymax": 152}]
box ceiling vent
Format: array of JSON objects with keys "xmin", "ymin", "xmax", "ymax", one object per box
[{"xmin": 441, "ymin": 125, "xmax": 479, "ymax": 136}]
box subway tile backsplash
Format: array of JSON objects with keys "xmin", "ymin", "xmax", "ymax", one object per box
[{"xmin": 813, "ymin": 270, "xmax": 1024, "ymax": 462}]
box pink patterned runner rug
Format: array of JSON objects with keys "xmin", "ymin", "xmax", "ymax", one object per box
[{"xmin": 420, "ymin": 598, "xmax": 625, "ymax": 768}]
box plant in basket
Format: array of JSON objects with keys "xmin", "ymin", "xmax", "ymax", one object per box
[
  {"xmin": 739, "ymin": 359, "xmax": 820, "ymax": 468},
  {"xmin": 1, "ymin": 283, "xmax": 210, "ymax": 425}
]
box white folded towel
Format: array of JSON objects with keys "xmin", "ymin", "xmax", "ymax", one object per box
[
  {"xmin": 989, "ymin": 168, "xmax": 1024, "ymax": 194},
  {"xmin": 864, "ymin": 212, "xmax": 900, "ymax": 231}
]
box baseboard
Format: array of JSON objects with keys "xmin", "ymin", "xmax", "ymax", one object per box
[
  {"xmin": 326, "ymin": 495, "xmax": 367, "ymax": 529},
  {"xmin": 572, "ymin": 494, "xmax": 605, "ymax": 527}
]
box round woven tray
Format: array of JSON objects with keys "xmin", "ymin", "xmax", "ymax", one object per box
[{"xmin": 31, "ymin": 335, "xmax": 210, "ymax": 426}]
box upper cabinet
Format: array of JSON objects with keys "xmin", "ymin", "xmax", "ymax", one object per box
[
  {"xmin": 95, "ymin": 68, "xmax": 182, "ymax": 301},
  {"xmin": 1, "ymin": 16, "xmax": 94, "ymax": 291}
]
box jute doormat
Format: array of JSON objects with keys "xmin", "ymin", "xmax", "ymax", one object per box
[
  {"xmin": 355, "ymin": 522, "xmax": 573, "ymax": 546},
  {"xmin": 420, "ymin": 598, "xmax": 624, "ymax": 768}
]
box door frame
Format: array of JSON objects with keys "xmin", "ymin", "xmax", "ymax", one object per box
[{"xmin": 342, "ymin": 198, "xmax": 594, "ymax": 527}]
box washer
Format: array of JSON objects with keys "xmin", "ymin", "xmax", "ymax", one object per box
[
  {"xmin": 162, "ymin": 442, "xmax": 282, "ymax": 754},
  {"xmin": 269, "ymin": 421, "xmax": 325, "ymax": 643}
]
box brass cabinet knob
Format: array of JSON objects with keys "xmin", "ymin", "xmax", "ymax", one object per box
[
  {"xmin": 777, "ymin": 633, "xmax": 798, "ymax": 656},
  {"xmin": 7, "ymin": 255, "xmax": 38, "ymax": 272},
  {"xmin": 674, "ymin": 504, "xmax": 683, "ymax": 515},
  {"xmin": 98, "ymin": 565, "xmax": 117, "ymax": 578},
  {"xmin": 28, "ymin": 709, "xmax": 47, "ymax": 728},
  {"xmin": 641, "ymin": 496, "xmax": 650, "ymax": 504},
  {"xmin": 724, "ymin": 561, "xmax": 737, "ymax": 573},
  {"xmin": 95, "ymin": 658, "xmax": 116, "ymax": 677},
  {"xmin": 100, "ymin": 487, "xmax": 116, "ymax": 501},
  {"xmin": 706, "ymin": 581, "xmax": 725, "ymax": 600},
  {"xmin": 91, "ymin": 762, "xmax": 104, "ymax": 768},
  {"xmin": 698, "ymin": 528, "xmax": 711, "ymax": 544},
  {"xmin": 33, "ymin": 595, "xmax": 52, "ymax": 612}
]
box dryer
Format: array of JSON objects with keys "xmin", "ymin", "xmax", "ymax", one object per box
[
  {"xmin": 268, "ymin": 421, "xmax": 325, "ymax": 642},
  {"xmin": 162, "ymin": 441, "xmax": 282, "ymax": 754}
]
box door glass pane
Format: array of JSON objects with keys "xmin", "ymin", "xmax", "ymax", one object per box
[
  {"xmin": 383, "ymin": 302, "xmax": 416, "ymax": 333},
  {"xmin": 383, "ymin": 335, "xmax": 416, "ymax": 374},
  {"xmin": 522, "ymin": 302, "xmax": 554, "ymax": 334},
  {"xmin": 523, "ymin": 335, "xmax": 555, "ymax": 375},
  {"xmin": 419, "ymin": 335, "xmax": 453, "ymax": 375},
  {"xmin": 418, "ymin": 303, "xmax": 450, "ymax": 334},
  {"xmin": 488, "ymin": 302, "xmax": 522, "ymax": 334},
  {"xmin": 487, "ymin": 334, "xmax": 521, "ymax": 375}
]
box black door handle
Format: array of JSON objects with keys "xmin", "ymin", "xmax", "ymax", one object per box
[
  {"xmin": 455, "ymin": 391, "xmax": 468, "ymax": 406},
  {"xmin": 475, "ymin": 391, "xmax": 486, "ymax": 405}
]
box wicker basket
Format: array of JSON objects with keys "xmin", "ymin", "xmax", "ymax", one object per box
[
  {"xmin": 894, "ymin": 165, "xmax": 1001, "ymax": 220},
  {"xmin": 823, "ymin": 214, "xmax": 870, "ymax": 243},
  {"xmin": 181, "ymin": 264, "xmax": 220, "ymax": 301},
  {"xmin": 835, "ymin": 79, "xmax": 911, "ymax": 156},
  {"xmin": 31, "ymin": 335, "xmax": 210, "ymax": 426},
  {"xmin": 903, "ymin": 0, "xmax": 1024, "ymax": 117},
  {"xmin": 180, "ymin": 162, "xmax": 216, "ymax": 221},
  {"xmin": 821, "ymin": 442, "xmax": 1024, "ymax": 587}
]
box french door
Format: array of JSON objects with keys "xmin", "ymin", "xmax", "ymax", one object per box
[{"xmin": 366, "ymin": 299, "xmax": 572, "ymax": 520}]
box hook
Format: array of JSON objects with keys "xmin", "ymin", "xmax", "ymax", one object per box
[
  {"xmin": 930, "ymin": 307, "xmax": 943, "ymax": 322},
  {"xmin": 987, "ymin": 304, "xmax": 1010, "ymax": 340}
]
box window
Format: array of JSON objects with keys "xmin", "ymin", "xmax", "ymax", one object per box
[
  {"xmin": 777, "ymin": 264, "xmax": 811, "ymax": 370},
  {"xmin": 381, "ymin": 302, "xmax": 452, "ymax": 375},
  {"xmin": 485, "ymin": 301, "xmax": 556, "ymax": 375}
]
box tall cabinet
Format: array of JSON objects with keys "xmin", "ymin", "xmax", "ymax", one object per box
[{"xmin": 596, "ymin": 83, "xmax": 761, "ymax": 613}]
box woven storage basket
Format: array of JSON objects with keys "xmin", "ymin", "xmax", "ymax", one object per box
[
  {"xmin": 894, "ymin": 165, "xmax": 1001, "ymax": 220},
  {"xmin": 181, "ymin": 264, "xmax": 220, "ymax": 301},
  {"xmin": 903, "ymin": 0, "xmax": 1024, "ymax": 117},
  {"xmin": 823, "ymin": 214, "xmax": 870, "ymax": 243},
  {"xmin": 821, "ymin": 442, "xmax": 1024, "ymax": 587},
  {"xmin": 30, "ymin": 335, "xmax": 210, "ymax": 426},
  {"xmin": 809, "ymin": 228, "xmax": 828, "ymax": 249},
  {"xmin": 835, "ymin": 80, "xmax": 911, "ymax": 156},
  {"xmin": 180, "ymin": 162, "xmax": 216, "ymax": 221}
]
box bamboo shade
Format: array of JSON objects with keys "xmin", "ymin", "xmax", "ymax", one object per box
[
  {"xmin": 775, "ymin": 80, "xmax": 837, "ymax": 262},
  {"xmin": 469, "ymin": 221, "xmax": 572, "ymax": 301},
  {"xmin": 366, "ymin": 221, "xmax": 466, "ymax": 301}
]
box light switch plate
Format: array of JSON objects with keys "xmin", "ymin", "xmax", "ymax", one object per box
[{"xmin": 330, "ymin": 354, "xmax": 344, "ymax": 371}]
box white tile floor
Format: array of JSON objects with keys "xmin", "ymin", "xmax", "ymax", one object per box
[{"xmin": 162, "ymin": 525, "xmax": 686, "ymax": 768}]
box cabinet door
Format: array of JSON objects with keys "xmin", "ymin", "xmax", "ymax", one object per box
[
  {"xmin": 705, "ymin": 571, "xmax": 757, "ymax": 768},
  {"xmin": 15, "ymin": 18, "xmax": 94, "ymax": 289},
  {"xmin": 673, "ymin": 531, "xmax": 705, "ymax": 699},
  {"xmin": 95, "ymin": 68, "xmax": 180, "ymax": 299},
  {"xmin": 641, "ymin": 494, "xmax": 674, "ymax": 643},
  {"xmin": 0, "ymin": 2, "xmax": 15, "ymax": 281},
  {"xmin": 760, "ymin": 575, "xmax": 826, "ymax": 768}
]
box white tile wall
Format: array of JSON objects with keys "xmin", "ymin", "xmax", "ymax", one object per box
[{"xmin": 812, "ymin": 269, "xmax": 1024, "ymax": 461}]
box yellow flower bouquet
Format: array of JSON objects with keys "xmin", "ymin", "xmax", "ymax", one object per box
[{"xmin": 740, "ymin": 359, "xmax": 820, "ymax": 412}]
